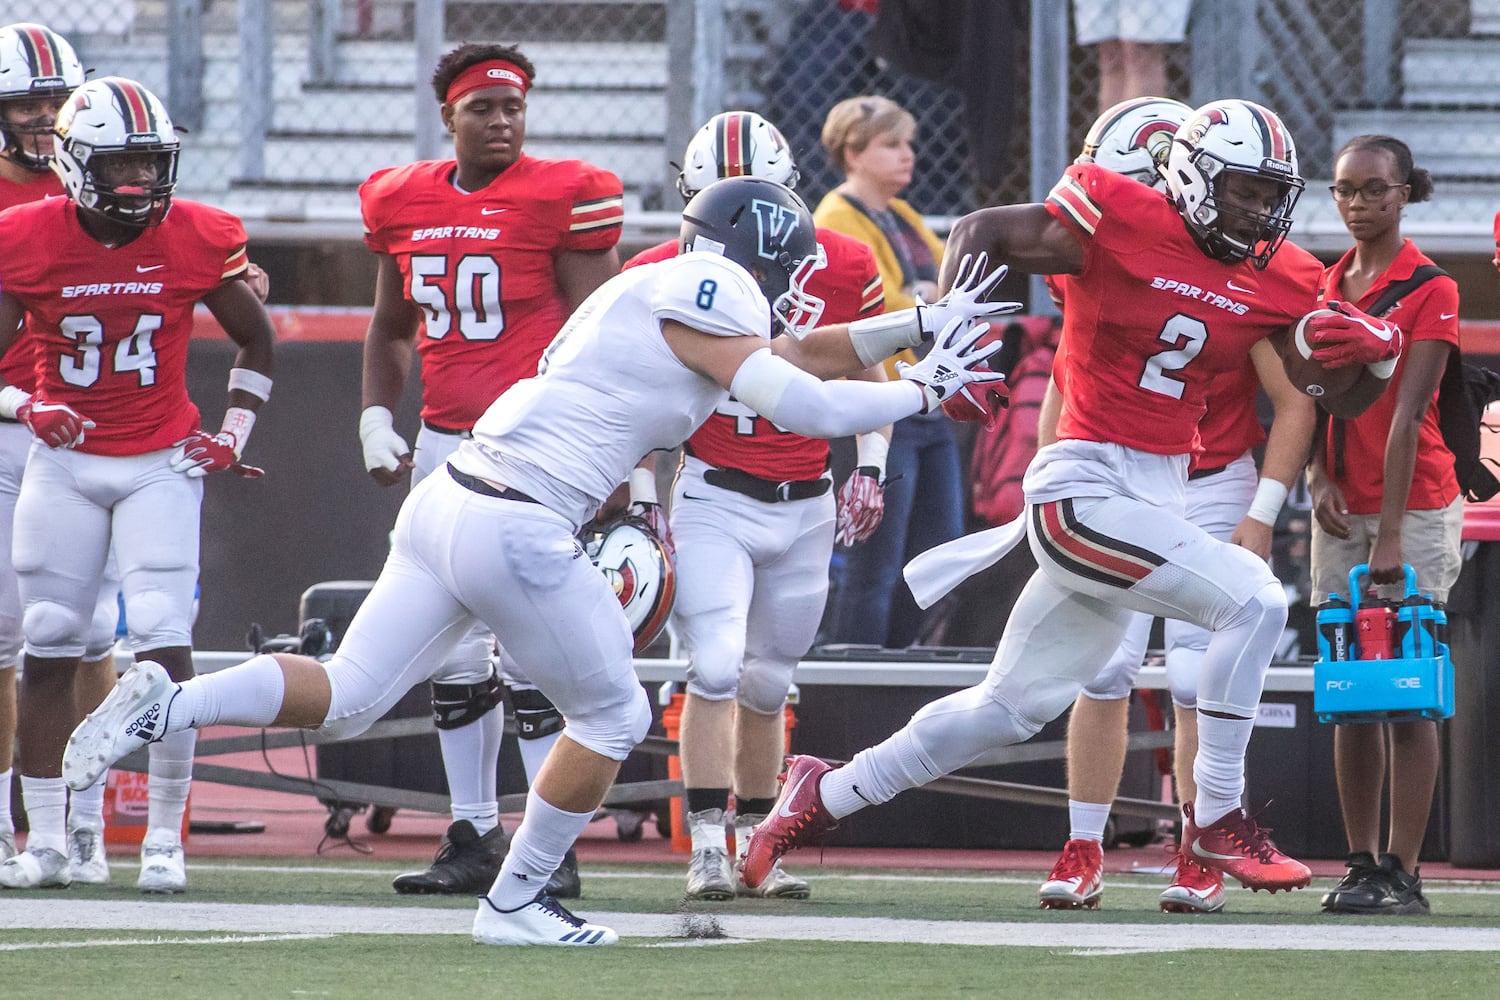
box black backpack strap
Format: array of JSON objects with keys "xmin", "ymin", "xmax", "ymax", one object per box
[{"xmin": 1366, "ymin": 264, "xmax": 1448, "ymax": 319}]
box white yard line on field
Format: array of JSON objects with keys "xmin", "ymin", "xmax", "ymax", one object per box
[{"xmin": 5, "ymin": 899, "xmax": 1500, "ymax": 951}]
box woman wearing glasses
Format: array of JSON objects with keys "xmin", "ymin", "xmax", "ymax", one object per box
[{"xmin": 1308, "ymin": 135, "xmax": 1462, "ymax": 916}]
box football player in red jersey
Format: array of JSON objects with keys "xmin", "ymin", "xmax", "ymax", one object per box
[
  {"xmin": 1036, "ymin": 97, "xmax": 1322, "ymax": 915},
  {"xmin": 623, "ymin": 111, "xmax": 889, "ymax": 901},
  {"xmin": 357, "ymin": 43, "xmax": 623, "ymax": 899},
  {"xmin": 746, "ymin": 99, "xmax": 1402, "ymax": 898},
  {"xmin": 0, "ymin": 77, "xmax": 274, "ymax": 893}
]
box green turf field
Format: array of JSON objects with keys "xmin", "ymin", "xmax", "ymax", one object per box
[{"xmin": 7, "ymin": 859, "xmax": 1500, "ymax": 1000}]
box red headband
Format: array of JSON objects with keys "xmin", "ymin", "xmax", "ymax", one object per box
[{"xmin": 446, "ymin": 60, "xmax": 530, "ymax": 105}]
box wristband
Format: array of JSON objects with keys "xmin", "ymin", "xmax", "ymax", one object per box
[
  {"xmin": 855, "ymin": 432, "xmax": 889, "ymax": 479},
  {"xmin": 228, "ymin": 367, "xmax": 273, "ymax": 401},
  {"xmin": 629, "ymin": 466, "xmax": 658, "ymax": 506},
  {"xmin": 359, "ymin": 405, "xmax": 395, "ymax": 440},
  {"xmin": 846, "ymin": 308, "xmax": 923, "ymax": 368},
  {"xmin": 221, "ymin": 406, "xmax": 256, "ymax": 453},
  {"xmin": 1246, "ymin": 477, "xmax": 1289, "ymax": 527},
  {"xmin": 0, "ymin": 385, "xmax": 31, "ymax": 420},
  {"xmin": 1366, "ymin": 355, "xmax": 1399, "ymax": 380}
]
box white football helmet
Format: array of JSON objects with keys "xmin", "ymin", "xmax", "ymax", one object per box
[
  {"xmin": 0, "ymin": 22, "xmax": 86, "ymax": 171},
  {"xmin": 52, "ymin": 76, "xmax": 179, "ymax": 228},
  {"xmin": 585, "ymin": 514, "xmax": 677, "ymax": 654},
  {"xmin": 677, "ymin": 110, "xmax": 800, "ymax": 201},
  {"xmin": 1164, "ymin": 99, "xmax": 1303, "ymax": 269},
  {"xmin": 1076, "ymin": 96, "xmax": 1191, "ymax": 190}
]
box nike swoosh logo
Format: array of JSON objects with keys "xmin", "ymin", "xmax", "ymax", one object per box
[
  {"xmin": 1225, "ymin": 279, "xmax": 1253, "ymax": 293},
  {"xmin": 1191, "ymin": 837, "xmax": 1243, "ymax": 862},
  {"xmin": 480, "ymin": 207, "xmax": 506, "ymax": 216},
  {"xmin": 777, "ymin": 771, "xmax": 813, "ymax": 817},
  {"xmin": 136, "ymin": 264, "xmax": 165, "ymax": 273},
  {"xmin": 1440, "ymin": 313, "xmax": 1456, "ymax": 320},
  {"xmin": 680, "ymin": 493, "xmax": 709, "ymax": 501}
]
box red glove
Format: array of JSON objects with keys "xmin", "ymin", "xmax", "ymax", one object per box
[
  {"xmin": 835, "ymin": 467, "xmax": 886, "ymax": 546},
  {"xmin": 1307, "ymin": 301, "xmax": 1404, "ymax": 368},
  {"xmin": 18, "ymin": 398, "xmax": 95, "ymax": 449},
  {"xmin": 170, "ymin": 430, "xmax": 264, "ymax": 478},
  {"xmin": 940, "ymin": 366, "xmax": 1010, "ymax": 428},
  {"xmin": 629, "ymin": 502, "xmax": 675, "ymax": 562}
]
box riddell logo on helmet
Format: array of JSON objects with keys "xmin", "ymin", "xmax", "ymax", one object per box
[
  {"xmin": 27, "ymin": 76, "xmax": 64, "ymax": 91},
  {"xmin": 1259, "ymin": 158, "xmax": 1293, "ymax": 175}
]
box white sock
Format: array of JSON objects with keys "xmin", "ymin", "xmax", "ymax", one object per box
[
  {"xmin": 0, "ymin": 767, "xmax": 13, "ymax": 834},
  {"xmin": 169, "ymin": 654, "xmax": 286, "ymax": 729},
  {"xmin": 486, "ymin": 789, "xmax": 592, "ymax": 911},
  {"xmin": 1068, "ymin": 800, "xmax": 1111, "ymax": 843},
  {"xmin": 517, "ymin": 729, "xmax": 562, "ymax": 786},
  {"xmin": 688, "ymin": 807, "xmax": 727, "ymax": 853},
  {"xmin": 146, "ymin": 729, "xmax": 196, "ymax": 834},
  {"xmin": 438, "ymin": 710, "xmax": 502, "ymax": 836},
  {"xmin": 19, "ymin": 775, "xmax": 66, "ymax": 853},
  {"xmin": 68, "ymin": 777, "xmax": 107, "ymax": 832},
  {"xmin": 1192, "ymin": 712, "xmax": 1254, "ymax": 826},
  {"xmin": 821, "ymin": 728, "xmax": 937, "ymax": 819}
]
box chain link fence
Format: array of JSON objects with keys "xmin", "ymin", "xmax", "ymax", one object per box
[{"xmin": 0, "ymin": 0, "xmax": 1495, "ymax": 253}]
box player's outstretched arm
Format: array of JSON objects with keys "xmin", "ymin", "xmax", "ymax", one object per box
[{"xmin": 940, "ymin": 204, "xmax": 1083, "ymax": 292}]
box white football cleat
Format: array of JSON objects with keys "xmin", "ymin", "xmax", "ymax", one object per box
[
  {"xmin": 138, "ymin": 829, "xmax": 187, "ymax": 894},
  {"xmin": 0, "ymin": 828, "xmax": 16, "ymax": 863},
  {"xmin": 0, "ymin": 846, "xmax": 71, "ymax": 889},
  {"xmin": 67, "ymin": 824, "xmax": 111, "ymax": 884},
  {"xmin": 472, "ymin": 893, "xmax": 617, "ymax": 946},
  {"xmin": 685, "ymin": 845, "xmax": 735, "ymax": 901},
  {"xmin": 65, "ymin": 660, "xmax": 178, "ymax": 791}
]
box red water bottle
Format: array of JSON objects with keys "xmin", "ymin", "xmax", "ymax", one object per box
[{"xmin": 1356, "ymin": 598, "xmax": 1397, "ymax": 660}]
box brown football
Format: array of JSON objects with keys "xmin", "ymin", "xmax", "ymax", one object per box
[{"xmin": 1281, "ymin": 308, "xmax": 1362, "ymax": 402}]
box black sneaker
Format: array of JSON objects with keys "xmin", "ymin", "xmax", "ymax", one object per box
[
  {"xmin": 392, "ymin": 820, "xmax": 509, "ymax": 895},
  {"xmin": 545, "ymin": 848, "xmax": 582, "ymax": 899},
  {"xmin": 1320, "ymin": 851, "xmax": 1391, "ymax": 913},
  {"xmin": 1378, "ymin": 853, "xmax": 1431, "ymax": 915}
]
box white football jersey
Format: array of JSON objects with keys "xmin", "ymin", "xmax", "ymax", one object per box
[{"xmin": 454, "ymin": 252, "xmax": 771, "ymax": 527}]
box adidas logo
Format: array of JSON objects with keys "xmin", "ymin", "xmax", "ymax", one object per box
[{"xmin": 125, "ymin": 703, "xmax": 161, "ymax": 740}]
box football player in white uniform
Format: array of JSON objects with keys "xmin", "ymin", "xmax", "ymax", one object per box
[{"xmin": 65, "ymin": 176, "xmax": 1013, "ymax": 946}]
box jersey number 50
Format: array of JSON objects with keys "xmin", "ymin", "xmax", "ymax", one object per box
[
  {"xmin": 409, "ymin": 254, "xmax": 505, "ymax": 341},
  {"xmin": 59, "ymin": 314, "xmax": 160, "ymax": 388}
]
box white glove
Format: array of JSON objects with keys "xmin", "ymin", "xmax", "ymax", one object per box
[
  {"xmin": 915, "ymin": 253, "xmax": 1022, "ymax": 338},
  {"xmin": 897, "ymin": 316, "xmax": 1008, "ymax": 412},
  {"xmin": 359, "ymin": 405, "xmax": 412, "ymax": 474}
]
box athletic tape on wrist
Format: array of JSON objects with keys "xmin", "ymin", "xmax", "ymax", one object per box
[
  {"xmin": 855, "ymin": 432, "xmax": 889, "ymax": 478},
  {"xmin": 0, "ymin": 385, "xmax": 31, "ymax": 420},
  {"xmin": 228, "ymin": 367, "xmax": 273, "ymax": 401},
  {"xmin": 1366, "ymin": 355, "xmax": 1398, "ymax": 380},
  {"xmin": 221, "ymin": 406, "xmax": 256, "ymax": 452},
  {"xmin": 1246, "ymin": 477, "xmax": 1288, "ymax": 527},
  {"xmin": 846, "ymin": 308, "xmax": 923, "ymax": 368},
  {"xmin": 629, "ymin": 466, "xmax": 658, "ymax": 506}
]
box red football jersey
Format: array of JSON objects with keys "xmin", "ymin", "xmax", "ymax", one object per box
[
  {"xmin": 1195, "ymin": 358, "xmax": 1266, "ymax": 470},
  {"xmin": 0, "ymin": 197, "xmax": 247, "ymax": 456},
  {"xmin": 0, "ymin": 173, "xmax": 64, "ymax": 392},
  {"xmin": 622, "ymin": 227, "xmax": 884, "ymax": 480},
  {"xmin": 360, "ymin": 155, "xmax": 624, "ymax": 430},
  {"xmin": 1045, "ymin": 163, "xmax": 1320, "ymax": 456},
  {"xmin": 1317, "ymin": 239, "xmax": 1460, "ymax": 514}
]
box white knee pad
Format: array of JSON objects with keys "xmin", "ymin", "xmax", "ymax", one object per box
[
  {"xmin": 123, "ymin": 586, "xmax": 193, "ymax": 651},
  {"xmin": 22, "ymin": 599, "xmax": 89, "ymax": 658},
  {"xmin": 558, "ymin": 683, "xmax": 652, "ymax": 762},
  {"xmin": 1162, "ymin": 620, "xmax": 1210, "ymax": 709},
  {"xmin": 736, "ymin": 655, "xmax": 797, "ymax": 716},
  {"xmin": 683, "ymin": 628, "xmax": 747, "ymax": 703},
  {"xmin": 1197, "ymin": 578, "xmax": 1287, "ymax": 718},
  {"xmin": 906, "ymin": 684, "xmax": 1049, "ymax": 776}
]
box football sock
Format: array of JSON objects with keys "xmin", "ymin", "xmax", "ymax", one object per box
[
  {"xmin": 487, "ymin": 789, "xmax": 591, "ymax": 910},
  {"xmin": 0, "ymin": 767, "xmax": 13, "ymax": 834},
  {"xmin": 516, "ymin": 728, "xmax": 561, "ymax": 787},
  {"xmin": 171, "ymin": 654, "xmax": 285, "ymax": 729},
  {"xmin": 147, "ymin": 729, "xmax": 196, "ymax": 834},
  {"xmin": 437, "ymin": 708, "xmax": 502, "ymax": 834},
  {"xmin": 1068, "ymin": 800, "xmax": 1111, "ymax": 843},
  {"xmin": 685, "ymin": 787, "xmax": 729, "ymax": 814},
  {"xmin": 822, "ymin": 728, "xmax": 935, "ymax": 819},
  {"xmin": 1192, "ymin": 712, "xmax": 1254, "ymax": 826},
  {"xmin": 19, "ymin": 776, "xmax": 66, "ymax": 853},
  {"xmin": 735, "ymin": 796, "xmax": 776, "ymax": 818},
  {"xmin": 68, "ymin": 777, "xmax": 106, "ymax": 832}
]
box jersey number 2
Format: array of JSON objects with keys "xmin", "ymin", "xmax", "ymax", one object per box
[
  {"xmin": 410, "ymin": 254, "xmax": 505, "ymax": 341},
  {"xmin": 58, "ymin": 314, "xmax": 160, "ymax": 388},
  {"xmin": 1139, "ymin": 313, "xmax": 1206, "ymax": 400}
]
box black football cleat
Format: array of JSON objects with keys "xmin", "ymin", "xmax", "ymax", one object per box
[
  {"xmin": 392, "ymin": 820, "xmax": 509, "ymax": 895},
  {"xmin": 545, "ymin": 848, "xmax": 582, "ymax": 899}
]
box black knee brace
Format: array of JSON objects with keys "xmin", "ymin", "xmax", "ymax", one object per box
[
  {"xmin": 507, "ymin": 685, "xmax": 564, "ymax": 740},
  {"xmin": 430, "ymin": 672, "xmax": 504, "ymax": 731}
]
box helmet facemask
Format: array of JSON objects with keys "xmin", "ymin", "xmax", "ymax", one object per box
[
  {"xmin": 771, "ymin": 243, "xmax": 827, "ymax": 339},
  {"xmin": 0, "ymin": 92, "xmax": 66, "ymax": 171},
  {"xmin": 61, "ymin": 142, "xmax": 178, "ymax": 229},
  {"xmin": 1184, "ymin": 149, "xmax": 1302, "ymax": 268}
]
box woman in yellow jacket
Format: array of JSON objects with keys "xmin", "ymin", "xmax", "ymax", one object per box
[{"xmin": 815, "ymin": 95, "xmax": 961, "ymax": 647}]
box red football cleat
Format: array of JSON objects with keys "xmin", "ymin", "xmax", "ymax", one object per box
[
  {"xmin": 740, "ymin": 755, "xmax": 838, "ymax": 889},
  {"xmin": 1182, "ymin": 802, "xmax": 1311, "ymax": 892},
  {"xmin": 1159, "ymin": 849, "xmax": 1226, "ymax": 913},
  {"xmin": 1038, "ymin": 838, "xmax": 1104, "ymax": 910}
]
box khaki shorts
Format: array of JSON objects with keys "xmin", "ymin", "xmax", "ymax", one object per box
[
  {"xmin": 1310, "ymin": 497, "xmax": 1465, "ymax": 604},
  {"xmin": 1073, "ymin": 0, "xmax": 1192, "ymax": 45}
]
